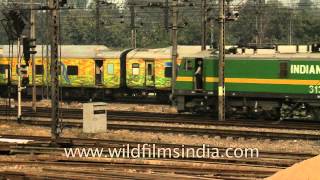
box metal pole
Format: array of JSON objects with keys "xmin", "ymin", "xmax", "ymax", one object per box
[
  {"xmin": 31, "ymin": 0, "xmax": 36, "ymax": 112},
  {"xmin": 289, "ymin": 15, "xmax": 292, "ymax": 45},
  {"xmin": 210, "ymin": 18, "xmax": 214, "ymax": 49},
  {"xmin": 209, "ymin": 5, "xmax": 214, "ymax": 49},
  {"xmin": 289, "ymin": 7, "xmax": 293, "ymax": 45},
  {"xmin": 8, "ymin": 42, "xmax": 12, "ymax": 109},
  {"xmin": 259, "ymin": 0, "xmax": 263, "ymax": 45},
  {"xmin": 255, "ymin": 0, "xmax": 258, "ymax": 46},
  {"xmin": 130, "ymin": 5, "xmax": 136, "ymax": 48},
  {"xmin": 95, "ymin": 0, "xmax": 100, "ymax": 44},
  {"xmin": 164, "ymin": 0, "xmax": 169, "ymax": 32},
  {"xmin": 17, "ymin": 38, "xmax": 22, "ymax": 123},
  {"xmin": 289, "ymin": 0, "xmax": 294, "ymax": 45},
  {"xmin": 46, "ymin": 9, "xmax": 49, "ymax": 99},
  {"xmin": 49, "ymin": 0, "xmax": 60, "ymax": 142},
  {"xmin": 201, "ymin": 0, "xmax": 207, "ymax": 50},
  {"xmin": 171, "ymin": 0, "xmax": 178, "ymax": 98},
  {"xmin": 218, "ymin": 0, "xmax": 225, "ymax": 121}
]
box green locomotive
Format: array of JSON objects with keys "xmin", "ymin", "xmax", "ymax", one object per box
[{"xmin": 175, "ymin": 51, "xmax": 320, "ymax": 120}]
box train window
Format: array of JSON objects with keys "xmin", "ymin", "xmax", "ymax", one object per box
[
  {"xmin": 67, "ymin": 66, "xmax": 78, "ymax": 76},
  {"xmin": 35, "ymin": 65, "xmax": 44, "ymax": 75},
  {"xmin": 107, "ymin": 64, "xmax": 114, "ymax": 75},
  {"xmin": 164, "ymin": 62, "xmax": 172, "ymax": 78},
  {"xmin": 165, "ymin": 67, "xmax": 172, "ymax": 77},
  {"xmin": 0, "ymin": 65, "xmax": 9, "ymax": 74},
  {"xmin": 279, "ymin": 61, "xmax": 288, "ymax": 78},
  {"xmin": 132, "ymin": 63, "xmax": 140, "ymax": 75},
  {"xmin": 185, "ymin": 60, "xmax": 193, "ymax": 71}
]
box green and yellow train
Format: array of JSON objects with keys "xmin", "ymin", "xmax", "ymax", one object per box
[
  {"xmin": 175, "ymin": 51, "xmax": 320, "ymax": 120},
  {"xmin": 1, "ymin": 44, "xmax": 320, "ymax": 120},
  {"xmin": 0, "ymin": 45, "xmax": 195, "ymax": 99}
]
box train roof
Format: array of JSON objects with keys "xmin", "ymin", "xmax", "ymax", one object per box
[
  {"xmin": 126, "ymin": 45, "xmax": 208, "ymax": 59},
  {"xmin": 59, "ymin": 45, "xmax": 110, "ymax": 58},
  {"xmin": 224, "ymin": 53, "xmax": 320, "ymax": 59},
  {"xmin": 182, "ymin": 51, "xmax": 320, "ymax": 60},
  {"xmin": 2, "ymin": 44, "xmax": 320, "ymax": 60},
  {"xmin": 0, "ymin": 45, "xmax": 115, "ymax": 58},
  {"xmin": 96, "ymin": 49, "xmax": 127, "ymax": 59},
  {"xmin": 126, "ymin": 47, "xmax": 171, "ymax": 59}
]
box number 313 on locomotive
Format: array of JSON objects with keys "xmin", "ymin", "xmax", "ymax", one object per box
[{"xmin": 309, "ymin": 85, "xmax": 320, "ymax": 94}]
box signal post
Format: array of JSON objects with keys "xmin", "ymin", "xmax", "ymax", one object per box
[{"xmin": 17, "ymin": 38, "xmax": 22, "ymax": 123}]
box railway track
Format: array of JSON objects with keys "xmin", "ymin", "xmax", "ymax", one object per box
[
  {"xmin": 0, "ymin": 162, "xmax": 276, "ymax": 180},
  {"xmin": 0, "ymin": 134, "xmax": 317, "ymax": 161},
  {"xmin": 1, "ymin": 105, "xmax": 320, "ymax": 131},
  {"xmin": 2, "ymin": 115, "xmax": 320, "ymax": 140},
  {"xmin": 1, "ymin": 106, "xmax": 320, "ymax": 141},
  {"xmin": 0, "ymin": 134, "xmax": 316, "ymax": 179}
]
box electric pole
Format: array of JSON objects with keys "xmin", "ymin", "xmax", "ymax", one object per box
[
  {"xmin": 171, "ymin": 0, "xmax": 178, "ymax": 98},
  {"xmin": 210, "ymin": 13, "xmax": 214, "ymax": 49},
  {"xmin": 130, "ymin": 5, "xmax": 136, "ymax": 48},
  {"xmin": 289, "ymin": 7, "xmax": 293, "ymax": 45},
  {"xmin": 289, "ymin": 13, "xmax": 292, "ymax": 45},
  {"xmin": 255, "ymin": 0, "xmax": 264, "ymax": 46},
  {"xmin": 255, "ymin": 0, "xmax": 259, "ymax": 45},
  {"xmin": 201, "ymin": 0, "xmax": 207, "ymax": 50},
  {"xmin": 164, "ymin": 0, "xmax": 169, "ymax": 32},
  {"xmin": 218, "ymin": 0, "xmax": 225, "ymax": 121},
  {"xmin": 95, "ymin": 0, "xmax": 101, "ymax": 44},
  {"xmin": 259, "ymin": 0, "xmax": 264, "ymax": 45},
  {"xmin": 31, "ymin": 0, "xmax": 36, "ymax": 112},
  {"xmin": 49, "ymin": 0, "xmax": 60, "ymax": 142}
]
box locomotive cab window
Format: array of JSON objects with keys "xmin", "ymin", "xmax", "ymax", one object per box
[
  {"xmin": 107, "ymin": 64, "xmax": 114, "ymax": 75},
  {"xmin": 279, "ymin": 61, "xmax": 288, "ymax": 78},
  {"xmin": 35, "ymin": 65, "xmax": 44, "ymax": 75},
  {"xmin": 67, "ymin": 66, "xmax": 78, "ymax": 76},
  {"xmin": 185, "ymin": 59, "xmax": 193, "ymax": 71},
  {"xmin": 132, "ymin": 63, "xmax": 140, "ymax": 75}
]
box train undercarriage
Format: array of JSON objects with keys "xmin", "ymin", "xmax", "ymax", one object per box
[
  {"xmin": 0, "ymin": 85, "xmax": 171, "ymax": 104},
  {"xmin": 175, "ymin": 94, "xmax": 320, "ymax": 121},
  {"xmin": 2, "ymin": 84, "xmax": 320, "ymax": 121}
]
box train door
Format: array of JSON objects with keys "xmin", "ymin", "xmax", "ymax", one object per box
[
  {"xmin": 194, "ymin": 58, "xmax": 203, "ymax": 90},
  {"xmin": 145, "ymin": 60, "xmax": 155, "ymax": 87},
  {"xmin": 95, "ymin": 60, "xmax": 103, "ymax": 85}
]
